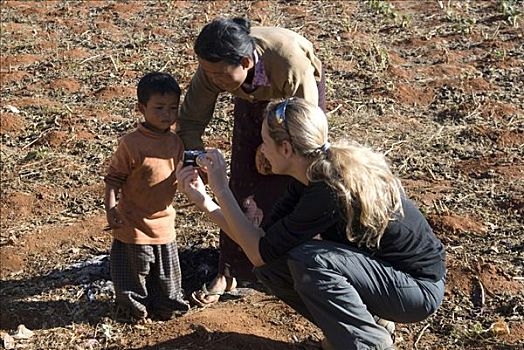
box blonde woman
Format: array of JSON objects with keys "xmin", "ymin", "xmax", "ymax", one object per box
[{"xmin": 176, "ymin": 98, "xmax": 446, "ymax": 350}]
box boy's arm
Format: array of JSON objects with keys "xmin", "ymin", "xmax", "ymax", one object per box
[
  {"xmin": 104, "ymin": 137, "xmax": 133, "ymax": 229},
  {"xmin": 104, "ymin": 182, "xmax": 123, "ymax": 229}
]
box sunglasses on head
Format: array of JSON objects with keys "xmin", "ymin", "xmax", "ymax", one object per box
[{"xmin": 275, "ymin": 98, "xmax": 291, "ymax": 128}]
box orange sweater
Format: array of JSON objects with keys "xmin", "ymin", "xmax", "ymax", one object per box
[{"xmin": 104, "ymin": 123, "xmax": 184, "ymax": 245}]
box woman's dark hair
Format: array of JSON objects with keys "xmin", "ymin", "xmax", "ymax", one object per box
[
  {"xmin": 137, "ymin": 72, "xmax": 181, "ymax": 105},
  {"xmin": 194, "ymin": 17, "xmax": 256, "ymax": 65}
]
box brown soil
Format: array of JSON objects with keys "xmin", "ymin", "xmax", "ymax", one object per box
[{"xmin": 1, "ymin": 1, "xmax": 523, "ymax": 349}]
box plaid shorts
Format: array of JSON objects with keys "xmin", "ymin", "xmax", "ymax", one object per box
[{"xmin": 110, "ymin": 239, "xmax": 189, "ymax": 319}]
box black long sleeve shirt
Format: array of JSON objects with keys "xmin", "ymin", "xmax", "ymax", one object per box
[{"xmin": 259, "ymin": 179, "xmax": 446, "ymax": 282}]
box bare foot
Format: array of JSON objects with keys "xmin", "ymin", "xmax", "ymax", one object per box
[{"xmin": 192, "ymin": 274, "xmax": 237, "ymax": 305}]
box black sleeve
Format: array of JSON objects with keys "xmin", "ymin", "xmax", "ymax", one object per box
[{"xmin": 259, "ymin": 182, "xmax": 340, "ymax": 264}]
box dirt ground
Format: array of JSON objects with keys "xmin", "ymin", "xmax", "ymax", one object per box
[{"xmin": 1, "ymin": 1, "xmax": 523, "ymax": 349}]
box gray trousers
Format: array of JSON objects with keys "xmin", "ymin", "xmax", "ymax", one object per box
[{"xmin": 254, "ymin": 240, "xmax": 445, "ymax": 350}]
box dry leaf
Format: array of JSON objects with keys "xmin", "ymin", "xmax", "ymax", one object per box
[
  {"xmin": 1, "ymin": 332, "xmax": 15, "ymax": 350},
  {"xmin": 488, "ymin": 320, "xmax": 510, "ymax": 336}
]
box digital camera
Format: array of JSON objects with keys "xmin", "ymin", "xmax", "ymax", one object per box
[{"xmin": 183, "ymin": 150, "xmax": 206, "ymax": 167}]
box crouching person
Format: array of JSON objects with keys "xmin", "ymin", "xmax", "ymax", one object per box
[{"xmin": 176, "ymin": 98, "xmax": 446, "ymax": 349}]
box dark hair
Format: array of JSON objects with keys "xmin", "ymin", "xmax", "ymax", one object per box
[
  {"xmin": 137, "ymin": 72, "xmax": 181, "ymax": 105},
  {"xmin": 194, "ymin": 17, "xmax": 255, "ymax": 65}
]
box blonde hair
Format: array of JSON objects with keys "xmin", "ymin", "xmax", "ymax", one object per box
[{"xmin": 265, "ymin": 98, "xmax": 404, "ymax": 249}]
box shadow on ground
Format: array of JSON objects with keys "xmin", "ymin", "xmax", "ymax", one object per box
[
  {"xmin": 124, "ymin": 327, "xmax": 321, "ymax": 350},
  {"xmin": 0, "ymin": 246, "xmax": 230, "ymax": 331}
]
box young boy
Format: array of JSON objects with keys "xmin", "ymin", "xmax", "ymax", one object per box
[{"xmin": 104, "ymin": 72, "xmax": 190, "ymax": 321}]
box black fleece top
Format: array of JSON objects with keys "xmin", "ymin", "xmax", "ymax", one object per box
[{"xmin": 259, "ymin": 179, "xmax": 446, "ymax": 282}]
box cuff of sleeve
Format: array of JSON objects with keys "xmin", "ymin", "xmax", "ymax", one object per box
[{"xmin": 104, "ymin": 175, "xmax": 125, "ymax": 188}]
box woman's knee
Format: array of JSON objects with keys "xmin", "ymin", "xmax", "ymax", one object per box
[
  {"xmin": 287, "ymin": 241, "xmax": 333, "ymax": 266},
  {"xmin": 287, "ymin": 241, "xmax": 362, "ymax": 278},
  {"xmin": 286, "ymin": 243, "xmax": 348, "ymax": 294}
]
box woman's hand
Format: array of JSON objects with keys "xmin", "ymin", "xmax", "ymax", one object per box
[
  {"xmin": 175, "ymin": 162, "xmax": 209, "ymax": 209},
  {"xmin": 198, "ymin": 149, "xmax": 230, "ymax": 198},
  {"xmin": 243, "ymin": 195, "xmax": 263, "ymax": 227}
]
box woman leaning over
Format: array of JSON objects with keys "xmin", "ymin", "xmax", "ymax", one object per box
[{"xmin": 176, "ymin": 98, "xmax": 446, "ymax": 350}]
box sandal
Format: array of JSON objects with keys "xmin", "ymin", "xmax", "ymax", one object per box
[{"xmin": 190, "ymin": 283, "xmax": 227, "ymax": 307}]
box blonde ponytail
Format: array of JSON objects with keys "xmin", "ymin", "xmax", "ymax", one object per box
[{"xmin": 315, "ymin": 141, "xmax": 404, "ymax": 249}]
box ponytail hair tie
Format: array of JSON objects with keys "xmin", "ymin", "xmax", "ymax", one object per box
[{"xmin": 320, "ymin": 142, "xmax": 330, "ymax": 153}]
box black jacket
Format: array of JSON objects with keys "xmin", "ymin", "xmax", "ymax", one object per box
[{"xmin": 259, "ymin": 179, "xmax": 446, "ymax": 282}]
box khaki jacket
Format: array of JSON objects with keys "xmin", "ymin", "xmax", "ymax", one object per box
[{"xmin": 177, "ymin": 26, "xmax": 322, "ymax": 149}]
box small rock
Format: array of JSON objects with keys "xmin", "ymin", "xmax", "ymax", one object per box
[
  {"xmin": 489, "ymin": 245, "xmax": 499, "ymax": 253},
  {"xmin": 5, "ymin": 105, "xmax": 20, "ymax": 114},
  {"xmin": 12, "ymin": 324, "xmax": 34, "ymax": 340},
  {"xmin": 1, "ymin": 332, "xmax": 15, "ymax": 350},
  {"xmin": 83, "ymin": 338, "xmax": 99, "ymax": 349}
]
